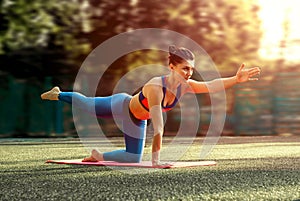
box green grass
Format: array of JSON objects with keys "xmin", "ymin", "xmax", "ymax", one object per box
[{"xmin": 0, "ymin": 136, "xmax": 299, "ymax": 201}]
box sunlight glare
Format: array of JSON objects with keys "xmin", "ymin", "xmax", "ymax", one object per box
[{"xmin": 258, "ymin": 0, "xmax": 300, "ymax": 62}]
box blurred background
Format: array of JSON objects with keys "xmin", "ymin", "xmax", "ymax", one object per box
[{"xmin": 0, "ymin": 0, "xmax": 299, "ymax": 137}]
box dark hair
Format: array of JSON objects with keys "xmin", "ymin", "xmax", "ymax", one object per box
[{"xmin": 168, "ymin": 45, "xmax": 195, "ymax": 66}]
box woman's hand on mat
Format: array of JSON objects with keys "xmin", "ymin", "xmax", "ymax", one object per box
[
  {"xmin": 152, "ymin": 151, "xmax": 160, "ymax": 166},
  {"xmin": 152, "ymin": 161, "xmax": 172, "ymax": 167},
  {"xmin": 235, "ymin": 63, "xmax": 261, "ymax": 83},
  {"xmin": 152, "ymin": 152, "xmax": 171, "ymax": 167}
]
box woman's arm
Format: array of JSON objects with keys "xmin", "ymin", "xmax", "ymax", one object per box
[
  {"xmin": 187, "ymin": 63, "xmax": 261, "ymax": 93},
  {"xmin": 143, "ymin": 82, "xmax": 165, "ymax": 166}
]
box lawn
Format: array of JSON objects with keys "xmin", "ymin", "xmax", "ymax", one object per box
[{"xmin": 0, "ymin": 135, "xmax": 299, "ymax": 200}]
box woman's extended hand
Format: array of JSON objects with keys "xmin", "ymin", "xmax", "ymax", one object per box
[{"xmin": 236, "ymin": 63, "xmax": 261, "ymax": 83}]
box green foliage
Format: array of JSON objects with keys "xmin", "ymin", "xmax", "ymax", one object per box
[
  {"xmin": 83, "ymin": 0, "xmax": 262, "ymax": 75},
  {"xmin": 83, "ymin": 0, "xmax": 135, "ymax": 48},
  {"xmin": 0, "ymin": 0, "xmax": 89, "ymax": 55},
  {"xmin": 0, "ymin": 0, "xmax": 262, "ymax": 79},
  {"xmin": 0, "ymin": 0, "xmax": 90, "ymax": 78},
  {"xmin": 198, "ymin": 0, "xmax": 262, "ymax": 70},
  {"xmin": 148, "ymin": 0, "xmax": 262, "ymax": 71}
]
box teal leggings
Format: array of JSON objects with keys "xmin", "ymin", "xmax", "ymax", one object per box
[{"xmin": 59, "ymin": 92, "xmax": 147, "ymax": 163}]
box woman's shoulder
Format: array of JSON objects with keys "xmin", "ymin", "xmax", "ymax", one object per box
[
  {"xmin": 145, "ymin": 76, "xmax": 163, "ymax": 86},
  {"xmin": 143, "ymin": 76, "xmax": 164, "ymax": 94}
]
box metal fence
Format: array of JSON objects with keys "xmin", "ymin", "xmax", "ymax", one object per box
[
  {"xmin": 272, "ymin": 72, "xmax": 300, "ymax": 134},
  {"xmin": 234, "ymin": 72, "xmax": 300, "ymax": 135},
  {"xmin": 0, "ymin": 75, "xmax": 74, "ymax": 137},
  {"xmin": 234, "ymin": 77, "xmax": 273, "ymax": 135},
  {"xmin": 0, "ymin": 72, "xmax": 300, "ymax": 137}
]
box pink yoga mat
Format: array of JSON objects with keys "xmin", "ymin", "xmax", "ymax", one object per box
[{"xmin": 46, "ymin": 159, "xmax": 216, "ymax": 169}]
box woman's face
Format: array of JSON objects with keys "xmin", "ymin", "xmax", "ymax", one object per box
[{"xmin": 171, "ymin": 60, "xmax": 194, "ymax": 81}]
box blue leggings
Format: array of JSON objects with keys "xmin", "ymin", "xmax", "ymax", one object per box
[{"xmin": 59, "ymin": 92, "xmax": 147, "ymax": 163}]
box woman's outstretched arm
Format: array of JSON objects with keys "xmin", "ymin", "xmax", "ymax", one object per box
[{"xmin": 187, "ymin": 63, "xmax": 261, "ymax": 93}]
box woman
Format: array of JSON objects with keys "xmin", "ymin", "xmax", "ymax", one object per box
[{"xmin": 41, "ymin": 45, "xmax": 261, "ymax": 166}]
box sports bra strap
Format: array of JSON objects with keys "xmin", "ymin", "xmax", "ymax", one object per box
[
  {"xmin": 161, "ymin": 76, "xmax": 181, "ymax": 109},
  {"xmin": 138, "ymin": 76, "xmax": 182, "ymax": 112}
]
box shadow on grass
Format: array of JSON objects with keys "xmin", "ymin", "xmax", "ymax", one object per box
[
  {"xmin": 1, "ymin": 164, "xmax": 299, "ymax": 200},
  {"xmin": 183, "ymin": 157, "xmax": 300, "ymax": 170}
]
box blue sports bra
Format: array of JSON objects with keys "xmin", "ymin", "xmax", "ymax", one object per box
[{"xmin": 138, "ymin": 76, "xmax": 181, "ymax": 112}]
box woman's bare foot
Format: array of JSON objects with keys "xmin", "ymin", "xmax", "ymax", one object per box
[
  {"xmin": 41, "ymin": 86, "xmax": 61, "ymax": 100},
  {"xmin": 91, "ymin": 149, "xmax": 104, "ymax": 161},
  {"xmin": 82, "ymin": 149, "xmax": 104, "ymax": 162},
  {"xmin": 82, "ymin": 155, "xmax": 98, "ymax": 162}
]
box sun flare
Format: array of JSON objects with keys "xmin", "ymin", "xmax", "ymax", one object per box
[{"xmin": 258, "ymin": 0, "xmax": 300, "ymax": 62}]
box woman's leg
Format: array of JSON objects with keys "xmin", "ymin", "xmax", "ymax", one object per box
[
  {"xmin": 42, "ymin": 87, "xmax": 130, "ymax": 118},
  {"xmin": 41, "ymin": 87, "xmax": 111, "ymax": 116},
  {"xmin": 102, "ymin": 112, "xmax": 147, "ymax": 163},
  {"xmin": 93, "ymin": 96, "xmax": 147, "ymax": 163},
  {"xmin": 42, "ymin": 88, "xmax": 147, "ymax": 163},
  {"xmin": 58, "ymin": 92, "xmax": 116, "ymax": 117}
]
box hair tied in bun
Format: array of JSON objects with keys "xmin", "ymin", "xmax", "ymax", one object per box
[{"xmin": 169, "ymin": 45, "xmax": 177, "ymax": 54}]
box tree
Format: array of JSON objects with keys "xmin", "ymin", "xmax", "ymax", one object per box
[
  {"xmin": 84, "ymin": 0, "xmax": 262, "ymax": 77},
  {"xmin": 0, "ymin": 0, "xmax": 90, "ymax": 79},
  {"xmin": 0, "ymin": 0, "xmax": 262, "ymax": 79},
  {"xmin": 133, "ymin": 0, "xmax": 262, "ymax": 71}
]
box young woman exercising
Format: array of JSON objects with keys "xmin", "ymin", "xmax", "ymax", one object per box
[{"xmin": 41, "ymin": 45, "xmax": 261, "ymax": 166}]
